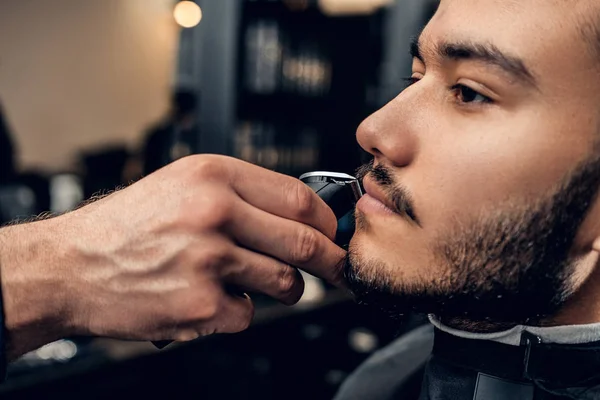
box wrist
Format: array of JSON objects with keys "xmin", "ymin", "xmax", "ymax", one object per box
[{"xmin": 0, "ymin": 218, "xmax": 76, "ymax": 359}]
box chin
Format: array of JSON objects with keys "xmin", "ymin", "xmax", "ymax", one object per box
[
  {"xmin": 344, "ymin": 238, "xmax": 572, "ymax": 328},
  {"xmin": 348, "ymin": 233, "xmax": 435, "ymax": 290}
]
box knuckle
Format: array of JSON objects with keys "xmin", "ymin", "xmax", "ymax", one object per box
[
  {"xmin": 277, "ymin": 267, "xmax": 300, "ymax": 303},
  {"xmin": 191, "ymin": 155, "xmax": 227, "ymax": 181},
  {"xmin": 236, "ymin": 302, "xmax": 255, "ymax": 332},
  {"xmin": 291, "ymin": 228, "xmax": 319, "ymax": 264},
  {"xmin": 289, "ymin": 181, "xmax": 315, "ymax": 220}
]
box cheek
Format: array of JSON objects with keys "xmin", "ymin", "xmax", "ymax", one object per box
[{"xmin": 410, "ymin": 110, "xmax": 594, "ymax": 231}]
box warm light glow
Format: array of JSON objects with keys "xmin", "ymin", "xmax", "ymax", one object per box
[
  {"xmin": 173, "ymin": 1, "xmax": 202, "ymax": 28},
  {"xmin": 318, "ymin": 0, "xmax": 393, "ymax": 16}
]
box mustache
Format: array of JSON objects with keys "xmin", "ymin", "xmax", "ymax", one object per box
[{"xmin": 356, "ymin": 160, "xmax": 420, "ymax": 224}]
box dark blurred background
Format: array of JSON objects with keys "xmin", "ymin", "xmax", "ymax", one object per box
[{"xmin": 0, "ymin": 0, "xmax": 437, "ymax": 398}]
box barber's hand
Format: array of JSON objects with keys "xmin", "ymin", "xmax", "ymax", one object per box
[{"xmin": 51, "ymin": 155, "xmax": 345, "ymax": 343}]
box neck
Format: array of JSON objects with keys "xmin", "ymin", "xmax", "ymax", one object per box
[
  {"xmin": 441, "ymin": 252, "xmax": 600, "ymax": 334},
  {"xmin": 550, "ymin": 251, "xmax": 600, "ymax": 326}
]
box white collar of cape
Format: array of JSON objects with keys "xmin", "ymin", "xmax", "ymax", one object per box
[{"xmin": 428, "ymin": 314, "xmax": 600, "ymax": 346}]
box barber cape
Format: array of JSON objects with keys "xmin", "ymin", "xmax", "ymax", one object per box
[{"xmin": 334, "ymin": 316, "xmax": 600, "ymax": 400}]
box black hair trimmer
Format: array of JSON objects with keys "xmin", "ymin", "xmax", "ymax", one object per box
[
  {"xmin": 299, "ymin": 171, "xmax": 363, "ymax": 220},
  {"xmin": 153, "ymin": 171, "xmax": 362, "ymax": 349}
]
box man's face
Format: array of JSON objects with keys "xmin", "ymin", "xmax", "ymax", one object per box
[{"xmin": 347, "ymin": 0, "xmax": 600, "ymax": 329}]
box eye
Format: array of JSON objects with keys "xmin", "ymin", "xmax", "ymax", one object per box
[{"xmin": 451, "ymin": 84, "xmax": 492, "ymax": 104}]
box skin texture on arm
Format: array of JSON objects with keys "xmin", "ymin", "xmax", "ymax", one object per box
[
  {"xmin": 0, "ymin": 155, "xmax": 346, "ymax": 359},
  {"xmin": 0, "ymin": 220, "xmax": 75, "ymax": 360}
]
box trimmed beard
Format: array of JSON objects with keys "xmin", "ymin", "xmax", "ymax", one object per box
[{"xmin": 345, "ymin": 152, "xmax": 600, "ymax": 331}]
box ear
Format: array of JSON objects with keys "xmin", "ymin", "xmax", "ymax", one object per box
[
  {"xmin": 576, "ymin": 195, "xmax": 600, "ymax": 253},
  {"xmin": 586, "ymin": 199, "xmax": 600, "ymax": 253},
  {"xmin": 592, "ymin": 235, "xmax": 600, "ymax": 253},
  {"xmin": 592, "ymin": 237, "xmax": 600, "ymax": 253}
]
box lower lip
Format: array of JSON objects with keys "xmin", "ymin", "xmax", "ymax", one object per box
[{"xmin": 356, "ymin": 194, "xmax": 397, "ymax": 217}]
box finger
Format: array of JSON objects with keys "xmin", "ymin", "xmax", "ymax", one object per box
[
  {"xmin": 227, "ymin": 199, "xmax": 347, "ymax": 288},
  {"xmin": 226, "ymin": 158, "xmax": 338, "ymax": 241},
  {"xmin": 211, "ymin": 293, "xmax": 255, "ymax": 334},
  {"xmin": 223, "ymin": 247, "xmax": 305, "ymax": 305}
]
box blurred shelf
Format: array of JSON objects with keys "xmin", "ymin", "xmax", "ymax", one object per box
[{"xmin": 238, "ymin": 92, "xmax": 333, "ymax": 122}]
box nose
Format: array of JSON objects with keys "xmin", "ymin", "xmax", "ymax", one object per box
[{"xmin": 356, "ymin": 89, "xmax": 421, "ymax": 168}]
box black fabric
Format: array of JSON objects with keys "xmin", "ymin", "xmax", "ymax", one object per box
[
  {"xmin": 418, "ymin": 329, "xmax": 600, "ymax": 400},
  {"xmin": 431, "ymin": 329, "xmax": 600, "ymax": 385},
  {"xmin": 473, "ymin": 373, "xmax": 534, "ymax": 400},
  {"xmin": 334, "ymin": 324, "xmax": 433, "ymax": 400},
  {"xmin": 335, "ymin": 324, "xmax": 600, "ymax": 400}
]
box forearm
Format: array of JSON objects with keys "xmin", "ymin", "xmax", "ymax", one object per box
[{"xmin": 0, "ymin": 218, "xmax": 75, "ymax": 360}]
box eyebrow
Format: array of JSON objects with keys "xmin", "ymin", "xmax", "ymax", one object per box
[{"xmin": 410, "ymin": 37, "xmax": 538, "ymax": 88}]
